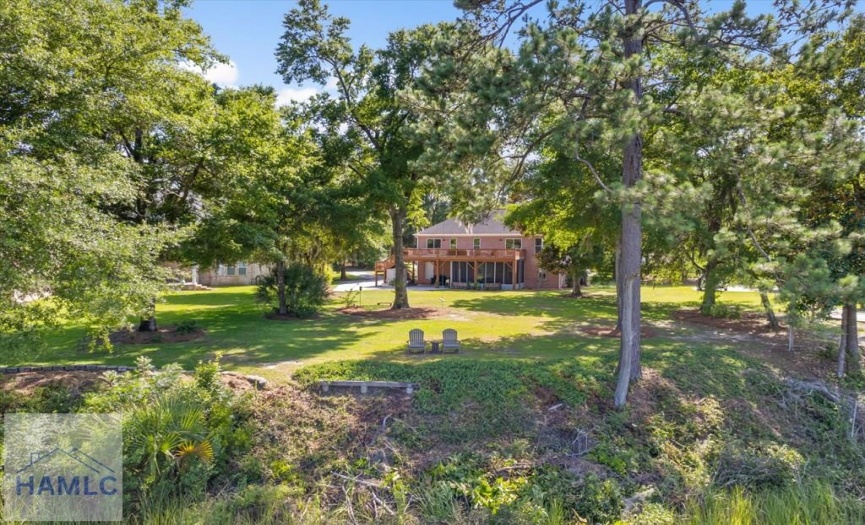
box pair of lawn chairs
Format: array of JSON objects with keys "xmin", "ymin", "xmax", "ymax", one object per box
[{"xmin": 407, "ymin": 328, "xmax": 460, "ymax": 354}]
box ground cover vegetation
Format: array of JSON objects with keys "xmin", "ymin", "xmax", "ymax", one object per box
[{"xmin": 1, "ymin": 0, "xmax": 864, "ymax": 522}]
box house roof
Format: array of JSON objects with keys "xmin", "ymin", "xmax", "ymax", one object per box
[{"xmin": 414, "ymin": 211, "xmax": 524, "ymax": 237}]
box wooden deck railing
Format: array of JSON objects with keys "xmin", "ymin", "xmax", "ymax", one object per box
[
  {"xmin": 402, "ymin": 248, "xmax": 525, "ymax": 260},
  {"xmin": 375, "ymin": 249, "xmax": 526, "ymax": 272},
  {"xmin": 374, "ymin": 258, "xmax": 394, "ymax": 272}
]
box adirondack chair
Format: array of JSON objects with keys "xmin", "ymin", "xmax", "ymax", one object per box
[
  {"xmin": 442, "ymin": 329, "xmax": 460, "ymax": 353},
  {"xmin": 407, "ymin": 328, "xmax": 426, "ymax": 354}
]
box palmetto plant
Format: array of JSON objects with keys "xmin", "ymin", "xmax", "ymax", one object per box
[{"xmin": 126, "ymin": 394, "xmax": 214, "ymax": 485}]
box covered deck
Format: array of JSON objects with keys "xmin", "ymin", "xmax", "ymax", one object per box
[{"xmin": 376, "ymin": 248, "xmax": 527, "ymax": 290}]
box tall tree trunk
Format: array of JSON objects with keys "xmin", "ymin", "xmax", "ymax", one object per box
[
  {"xmin": 340, "ymin": 260, "xmax": 348, "ymax": 281},
  {"xmin": 390, "ymin": 207, "xmax": 410, "ymax": 309},
  {"xmin": 137, "ymin": 297, "xmax": 157, "ymax": 332},
  {"xmin": 838, "ymin": 306, "xmax": 848, "ymax": 378},
  {"xmin": 276, "ymin": 259, "xmax": 288, "ymax": 316},
  {"xmin": 844, "ymin": 303, "xmax": 861, "ymax": 376},
  {"xmin": 700, "ymin": 258, "xmax": 718, "ymax": 315},
  {"xmin": 571, "ymin": 269, "xmax": 583, "ymax": 297},
  {"xmin": 614, "ymin": 0, "xmax": 643, "ymax": 408},
  {"xmin": 615, "ymin": 242, "xmax": 623, "ymax": 331},
  {"xmin": 760, "ymin": 291, "xmax": 780, "ymax": 330}
]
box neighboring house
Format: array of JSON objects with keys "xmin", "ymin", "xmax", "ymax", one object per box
[
  {"xmin": 198, "ymin": 262, "xmax": 271, "ymax": 287},
  {"xmin": 376, "ymin": 211, "xmax": 565, "ymax": 290}
]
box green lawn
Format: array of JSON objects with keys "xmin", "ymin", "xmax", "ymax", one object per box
[{"xmin": 13, "ymin": 285, "xmax": 767, "ymax": 380}]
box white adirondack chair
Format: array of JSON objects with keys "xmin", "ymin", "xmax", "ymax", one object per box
[
  {"xmin": 407, "ymin": 328, "xmax": 426, "ymax": 353},
  {"xmin": 442, "ymin": 329, "xmax": 460, "ymax": 353}
]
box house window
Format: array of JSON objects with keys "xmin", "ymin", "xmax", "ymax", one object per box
[
  {"xmin": 450, "ymin": 238, "xmax": 457, "ymax": 249},
  {"xmin": 539, "ymin": 270, "xmax": 547, "ymax": 281},
  {"xmin": 473, "ymin": 238, "xmax": 480, "ymax": 250},
  {"xmin": 217, "ymin": 264, "xmax": 226, "ymax": 276},
  {"xmin": 426, "ymin": 238, "xmax": 442, "ymax": 249},
  {"xmin": 227, "ymin": 265, "xmax": 236, "ymax": 276},
  {"xmin": 505, "ymin": 238, "xmax": 522, "ymax": 250},
  {"xmin": 238, "ymin": 262, "xmax": 247, "ymax": 276},
  {"xmin": 535, "ymin": 238, "xmax": 543, "ymax": 253}
]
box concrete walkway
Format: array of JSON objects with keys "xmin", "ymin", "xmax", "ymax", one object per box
[
  {"xmin": 331, "ymin": 270, "xmax": 446, "ymax": 293},
  {"xmin": 331, "ymin": 270, "xmax": 377, "ymax": 292}
]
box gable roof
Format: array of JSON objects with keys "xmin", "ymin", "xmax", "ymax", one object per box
[{"xmin": 414, "ymin": 211, "xmax": 524, "ymax": 237}]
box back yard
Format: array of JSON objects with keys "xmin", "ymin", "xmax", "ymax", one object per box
[
  {"xmin": 12, "ymin": 285, "xmax": 770, "ymax": 377},
  {"xmin": 3, "ymin": 285, "xmax": 863, "ymax": 524}
]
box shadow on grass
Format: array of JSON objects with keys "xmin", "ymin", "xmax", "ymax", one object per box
[
  {"xmin": 20, "ymin": 304, "xmax": 374, "ymax": 370},
  {"xmin": 449, "ymin": 292, "xmax": 619, "ymax": 319}
]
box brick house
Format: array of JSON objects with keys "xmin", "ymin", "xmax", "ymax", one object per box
[{"xmin": 377, "ymin": 212, "xmax": 564, "ymax": 290}]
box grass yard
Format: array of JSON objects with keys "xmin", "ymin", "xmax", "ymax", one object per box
[
  {"xmin": 6, "ymin": 284, "xmax": 865, "ymax": 523},
  {"xmin": 11, "ymin": 285, "xmax": 767, "ymax": 380}
]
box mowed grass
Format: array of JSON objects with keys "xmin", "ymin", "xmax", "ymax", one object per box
[{"xmin": 10, "ymin": 285, "xmax": 767, "ymax": 380}]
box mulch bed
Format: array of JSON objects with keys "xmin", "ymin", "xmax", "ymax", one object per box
[
  {"xmin": 111, "ymin": 326, "xmax": 205, "ymax": 344},
  {"xmin": 0, "ymin": 371, "xmax": 106, "ymax": 395},
  {"xmin": 671, "ymin": 309, "xmax": 780, "ymax": 335}
]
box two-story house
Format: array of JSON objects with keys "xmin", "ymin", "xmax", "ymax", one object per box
[{"xmin": 377, "ymin": 212, "xmax": 564, "ymax": 290}]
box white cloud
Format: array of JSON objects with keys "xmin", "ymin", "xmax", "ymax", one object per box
[
  {"xmin": 179, "ymin": 60, "xmax": 239, "ymax": 87},
  {"xmin": 274, "ymin": 78, "xmax": 339, "ymax": 107},
  {"xmin": 276, "ymin": 87, "xmax": 322, "ymax": 106},
  {"xmin": 204, "ymin": 61, "xmax": 239, "ymax": 87}
]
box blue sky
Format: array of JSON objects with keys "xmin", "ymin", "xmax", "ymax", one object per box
[
  {"xmin": 185, "ymin": 1, "xmax": 463, "ymax": 104},
  {"xmin": 185, "ymin": 0, "xmax": 863, "ymax": 104}
]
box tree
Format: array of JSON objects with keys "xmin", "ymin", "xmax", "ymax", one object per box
[
  {"xmin": 506, "ymin": 149, "xmax": 619, "ymax": 298},
  {"xmin": 256, "ymin": 262, "xmax": 329, "ymax": 318},
  {"xmin": 416, "ymin": 0, "xmax": 852, "ymax": 406},
  {"xmin": 0, "ymin": 0, "xmax": 219, "ymax": 346},
  {"xmin": 188, "ymin": 94, "xmax": 340, "ymax": 317},
  {"xmin": 275, "ymin": 0, "xmax": 455, "ymax": 309}
]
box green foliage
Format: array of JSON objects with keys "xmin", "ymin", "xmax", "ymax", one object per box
[
  {"xmin": 683, "ymin": 482, "xmax": 865, "ymax": 525},
  {"xmin": 0, "ymin": 0, "xmax": 227, "ymax": 343},
  {"xmin": 703, "ymin": 303, "xmax": 743, "ymax": 320},
  {"xmin": 84, "ymin": 356, "xmax": 253, "ymax": 512},
  {"xmin": 712, "ymin": 445, "xmax": 805, "ymax": 491},
  {"xmin": 420, "ymin": 455, "xmax": 584, "ymax": 522},
  {"xmin": 341, "ymin": 288, "xmax": 361, "ymax": 308},
  {"xmin": 295, "ymin": 359, "xmax": 603, "ymax": 418},
  {"xmin": 176, "ymin": 319, "xmax": 200, "ymax": 335},
  {"xmin": 627, "ymin": 503, "xmax": 676, "ymax": 525},
  {"xmin": 573, "ymin": 474, "xmax": 625, "ymax": 525},
  {"xmin": 276, "ymin": 0, "xmax": 471, "ymax": 309},
  {"xmin": 256, "ymin": 264, "xmax": 329, "ymax": 318},
  {"xmin": 0, "ymin": 384, "xmax": 80, "ymax": 414}
]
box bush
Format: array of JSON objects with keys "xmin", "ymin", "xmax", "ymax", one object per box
[
  {"xmin": 256, "ymin": 263, "xmax": 328, "ymax": 318},
  {"xmin": 712, "ymin": 444, "xmax": 804, "ymax": 490},
  {"xmin": 176, "ymin": 319, "xmax": 200, "ymax": 334},
  {"xmin": 705, "ymin": 303, "xmax": 743, "ymax": 319},
  {"xmin": 574, "ymin": 474, "xmax": 624, "ymax": 524},
  {"xmin": 83, "ymin": 356, "xmax": 254, "ymax": 512}
]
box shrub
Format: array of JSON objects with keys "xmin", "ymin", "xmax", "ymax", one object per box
[
  {"xmin": 341, "ymin": 288, "xmax": 360, "ymax": 308},
  {"xmin": 256, "ymin": 263, "xmax": 329, "ymax": 318},
  {"xmin": 705, "ymin": 303, "xmax": 742, "ymax": 319},
  {"xmin": 574, "ymin": 474, "xmax": 624, "ymax": 524},
  {"xmin": 712, "ymin": 444, "xmax": 804, "ymax": 490},
  {"xmin": 176, "ymin": 319, "xmax": 200, "ymax": 334},
  {"xmin": 83, "ymin": 357, "xmax": 254, "ymax": 512}
]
